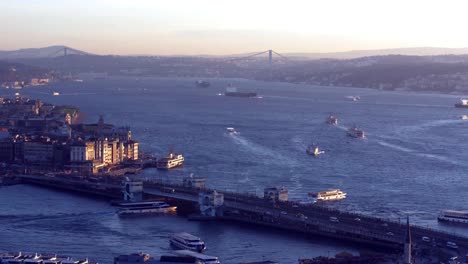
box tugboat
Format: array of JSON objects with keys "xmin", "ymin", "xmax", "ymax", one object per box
[
  {"xmin": 306, "ymin": 144, "xmax": 324, "ymax": 157},
  {"xmin": 347, "ymin": 125, "xmax": 366, "ymax": 138},
  {"xmin": 455, "ymin": 99, "xmax": 468, "ymax": 108},
  {"xmin": 196, "ymin": 80, "xmax": 210, "ymax": 88},
  {"xmin": 224, "ymin": 84, "xmax": 257, "ymax": 98},
  {"xmin": 326, "ymin": 115, "xmax": 338, "ymax": 125},
  {"xmin": 157, "ymin": 151, "xmax": 184, "ymax": 170}
]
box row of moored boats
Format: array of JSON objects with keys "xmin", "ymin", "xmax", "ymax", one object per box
[{"xmin": 0, "ymin": 253, "xmax": 91, "ymax": 264}]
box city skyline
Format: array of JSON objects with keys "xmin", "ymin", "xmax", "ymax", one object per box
[{"xmin": 3, "ymin": 0, "xmax": 468, "ymax": 55}]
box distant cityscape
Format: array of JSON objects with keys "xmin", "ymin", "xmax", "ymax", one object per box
[{"xmin": 3, "ymin": 46, "xmax": 468, "ymax": 93}]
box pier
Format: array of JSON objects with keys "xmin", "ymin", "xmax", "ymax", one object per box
[{"xmin": 11, "ymin": 174, "xmax": 468, "ymax": 259}]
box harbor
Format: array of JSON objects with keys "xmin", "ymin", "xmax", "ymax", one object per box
[{"xmin": 1, "ymin": 78, "xmax": 468, "ymax": 263}]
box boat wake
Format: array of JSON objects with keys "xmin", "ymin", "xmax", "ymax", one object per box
[
  {"xmin": 377, "ymin": 141, "xmax": 414, "ymax": 153},
  {"xmin": 228, "ymin": 134, "xmax": 298, "ymax": 166},
  {"xmin": 376, "ymin": 140, "xmax": 459, "ymax": 166},
  {"xmin": 398, "ymin": 119, "xmax": 464, "ymax": 134}
]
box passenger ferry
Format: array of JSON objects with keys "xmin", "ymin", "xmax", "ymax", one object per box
[
  {"xmin": 173, "ymin": 250, "xmax": 220, "ymax": 264},
  {"xmin": 309, "ymin": 189, "xmax": 347, "ymax": 201},
  {"xmin": 52, "ymin": 91, "xmax": 60, "ymax": 96},
  {"xmin": 347, "ymin": 126, "xmax": 366, "ymax": 138},
  {"xmin": 306, "ymin": 144, "xmax": 324, "ymax": 157},
  {"xmin": 326, "ymin": 115, "xmax": 338, "ymax": 125},
  {"xmin": 438, "ymin": 210, "xmax": 468, "ymax": 224},
  {"xmin": 157, "ymin": 152, "xmax": 184, "ymax": 170},
  {"xmin": 170, "ymin": 232, "xmax": 206, "ymax": 253},
  {"xmin": 117, "ymin": 201, "xmax": 177, "ymax": 216},
  {"xmin": 455, "ymin": 99, "xmax": 468, "ymax": 108}
]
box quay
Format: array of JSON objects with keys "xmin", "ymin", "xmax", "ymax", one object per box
[{"xmin": 10, "ymin": 174, "xmax": 468, "ymax": 260}]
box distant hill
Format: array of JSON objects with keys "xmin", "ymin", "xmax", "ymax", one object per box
[
  {"xmin": 0, "ymin": 60, "xmax": 54, "ymax": 82},
  {"xmin": 285, "ymin": 47, "xmax": 468, "ymax": 60},
  {"xmin": 0, "ymin": 45, "xmax": 90, "ymax": 59}
]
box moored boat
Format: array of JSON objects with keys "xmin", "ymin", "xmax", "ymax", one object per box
[{"xmin": 117, "ymin": 201, "xmax": 177, "ymax": 216}]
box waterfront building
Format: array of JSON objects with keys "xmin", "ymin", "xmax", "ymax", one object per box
[
  {"xmin": 23, "ymin": 140, "xmax": 55, "ymax": 164},
  {"xmin": 70, "ymin": 141, "xmax": 95, "ymax": 162}
]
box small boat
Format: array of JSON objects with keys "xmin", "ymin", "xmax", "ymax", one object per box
[
  {"xmin": 117, "ymin": 201, "xmax": 177, "ymax": 216},
  {"xmin": 306, "ymin": 144, "xmax": 324, "ymax": 156},
  {"xmin": 226, "ymin": 127, "xmax": 239, "ymax": 134},
  {"xmin": 326, "ymin": 115, "xmax": 338, "ymax": 125},
  {"xmin": 455, "ymin": 99, "xmax": 468, "ymax": 108},
  {"xmin": 170, "ymin": 232, "xmax": 206, "ymax": 253},
  {"xmin": 460, "ymin": 115, "xmax": 468, "ymax": 120},
  {"xmin": 196, "ymin": 80, "xmax": 210, "ymax": 88},
  {"xmin": 53, "ymin": 91, "xmax": 60, "ymax": 96},
  {"xmin": 309, "ymin": 189, "xmax": 347, "ymax": 201},
  {"xmin": 347, "ymin": 125, "xmax": 366, "ymax": 138}
]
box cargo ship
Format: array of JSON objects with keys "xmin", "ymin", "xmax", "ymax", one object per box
[
  {"xmin": 224, "ymin": 84, "xmax": 257, "ymax": 98},
  {"xmin": 455, "ymin": 99, "xmax": 468, "ymax": 108},
  {"xmin": 156, "ymin": 151, "xmax": 184, "ymax": 170}
]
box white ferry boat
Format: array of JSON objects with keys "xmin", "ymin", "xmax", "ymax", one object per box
[
  {"xmin": 460, "ymin": 115, "xmax": 468, "ymax": 120},
  {"xmin": 438, "ymin": 210, "xmax": 468, "ymax": 224},
  {"xmin": 226, "ymin": 127, "xmax": 239, "ymax": 134},
  {"xmin": 117, "ymin": 201, "xmax": 177, "ymax": 216},
  {"xmin": 347, "ymin": 126, "xmax": 366, "ymax": 138},
  {"xmin": 157, "ymin": 152, "xmax": 184, "ymax": 170},
  {"xmin": 173, "ymin": 250, "xmax": 220, "ymax": 264},
  {"xmin": 170, "ymin": 232, "xmax": 206, "ymax": 253},
  {"xmin": 309, "ymin": 189, "xmax": 347, "ymax": 201},
  {"xmin": 52, "ymin": 91, "xmax": 60, "ymax": 96}
]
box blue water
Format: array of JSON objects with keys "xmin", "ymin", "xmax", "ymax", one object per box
[{"xmin": 1, "ymin": 77, "xmax": 468, "ymax": 263}]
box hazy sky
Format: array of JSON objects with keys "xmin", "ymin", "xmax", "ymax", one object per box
[{"xmin": 2, "ymin": 0, "xmax": 468, "ymax": 55}]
